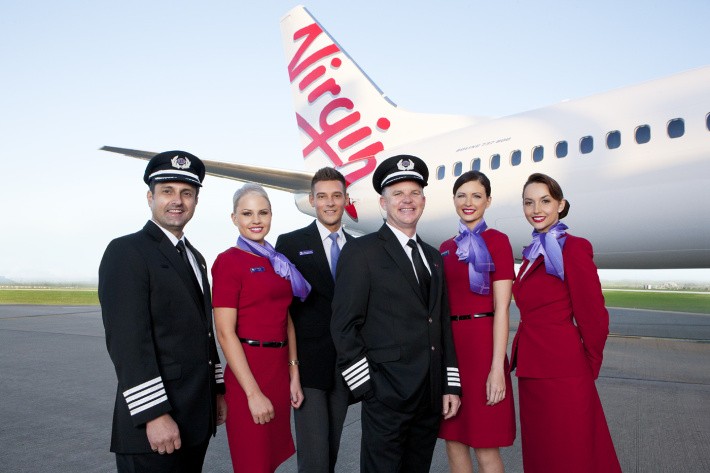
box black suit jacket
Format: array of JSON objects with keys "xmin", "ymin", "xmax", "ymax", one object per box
[
  {"xmin": 331, "ymin": 224, "xmax": 461, "ymax": 413},
  {"xmin": 99, "ymin": 220, "xmax": 225, "ymax": 453},
  {"xmin": 276, "ymin": 221, "xmax": 353, "ymax": 391}
]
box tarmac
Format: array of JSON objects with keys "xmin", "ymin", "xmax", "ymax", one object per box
[{"xmin": 0, "ymin": 304, "xmax": 708, "ymax": 473}]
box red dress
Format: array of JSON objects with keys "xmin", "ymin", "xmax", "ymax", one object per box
[
  {"xmin": 511, "ymin": 235, "xmax": 621, "ymax": 473},
  {"xmin": 438, "ymin": 229, "xmax": 516, "ymax": 448},
  {"xmin": 212, "ymin": 247, "xmax": 295, "ymax": 473}
]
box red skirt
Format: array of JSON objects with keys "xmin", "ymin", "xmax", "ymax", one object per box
[
  {"xmin": 439, "ymin": 316, "xmax": 516, "ymax": 447},
  {"xmin": 224, "ymin": 344, "xmax": 295, "ymax": 473},
  {"xmin": 518, "ymin": 375, "xmax": 621, "ymax": 473}
]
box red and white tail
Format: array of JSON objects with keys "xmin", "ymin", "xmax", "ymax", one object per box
[{"xmin": 280, "ymin": 5, "xmax": 477, "ymax": 188}]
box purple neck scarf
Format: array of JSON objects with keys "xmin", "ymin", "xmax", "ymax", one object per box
[
  {"xmin": 454, "ymin": 220, "xmax": 495, "ymax": 295},
  {"xmin": 522, "ymin": 221, "xmax": 568, "ymax": 280},
  {"xmin": 237, "ymin": 236, "xmax": 311, "ymax": 301}
]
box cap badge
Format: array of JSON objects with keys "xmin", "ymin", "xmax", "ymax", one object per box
[
  {"xmin": 171, "ymin": 155, "xmax": 192, "ymax": 170},
  {"xmin": 397, "ymin": 158, "xmax": 414, "ymax": 171}
]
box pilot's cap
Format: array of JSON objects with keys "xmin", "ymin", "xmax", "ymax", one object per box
[
  {"xmin": 372, "ymin": 154, "xmax": 429, "ymax": 194},
  {"xmin": 143, "ymin": 150, "xmax": 205, "ymax": 187}
]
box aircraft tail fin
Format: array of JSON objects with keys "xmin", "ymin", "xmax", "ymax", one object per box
[{"xmin": 280, "ymin": 6, "xmax": 480, "ymax": 187}]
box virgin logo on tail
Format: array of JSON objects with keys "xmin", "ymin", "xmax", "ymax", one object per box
[{"xmin": 287, "ymin": 22, "xmax": 392, "ymax": 220}]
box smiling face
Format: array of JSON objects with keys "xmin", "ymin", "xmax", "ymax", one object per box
[
  {"xmin": 232, "ymin": 192, "xmax": 272, "ymax": 244},
  {"xmin": 147, "ymin": 181, "xmax": 198, "ymax": 238},
  {"xmin": 309, "ymin": 179, "xmax": 347, "ymax": 232},
  {"xmin": 454, "ymin": 179, "xmax": 491, "ymax": 229},
  {"xmin": 523, "ymin": 182, "xmax": 566, "ymax": 233},
  {"xmin": 380, "ymin": 180, "xmax": 425, "ymax": 237}
]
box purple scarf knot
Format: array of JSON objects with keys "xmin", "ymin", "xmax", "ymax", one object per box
[
  {"xmin": 454, "ymin": 220, "xmax": 495, "ymax": 295},
  {"xmin": 237, "ymin": 236, "xmax": 311, "ymax": 301},
  {"xmin": 522, "ymin": 221, "xmax": 568, "ymax": 280}
]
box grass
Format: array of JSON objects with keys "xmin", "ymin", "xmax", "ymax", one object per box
[
  {"xmin": 0, "ymin": 288, "xmax": 708, "ymax": 314},
  {"xmin": 0, "ymin": 289, "xmax": 99, "ymax": 305},
  {"xmin": 602, "ymin": 290, "xmax": 710, "ymax": 314}
]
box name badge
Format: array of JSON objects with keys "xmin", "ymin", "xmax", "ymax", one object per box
[
  {"xmin": 441, "ymin": 250, "xmax": 450, "ymax": 257},
  {"xmin": 299, "ymin": 250, "xmax": 314, "ymax": 256},
  {"xmin": 250, "ymin": 267, "xmax": 266, "ymax": 273}
]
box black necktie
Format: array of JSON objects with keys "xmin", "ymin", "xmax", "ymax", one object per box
[
  {"xmin": 176, "ymin": 240, "xmax": 203, "ymax": 296},
  {"xmin": 407, "ymin": 239, "xmax": 430, "ymax": 305}
]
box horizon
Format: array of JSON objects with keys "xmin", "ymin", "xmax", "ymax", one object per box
[{"xmin": 4, "ymin": 269, "xmax": 710, "ymax": 286}]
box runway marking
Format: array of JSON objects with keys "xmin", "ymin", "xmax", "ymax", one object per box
[
  {"xmin": 599, "ymin": 374, "xmax": 710, "ymax": 387},
  {"xmin": 0, "ymin": 327, "xmax": 104, "ymax": 338},
  {"xmin": 609, "ymin": 332, "xmax": 710, "ymax": 343},
  {"xmin": 607, "ymin": 306, "xmax": 710, "ymax": 316},
  {"xmin": 0, "ymin": 309, "xmax": 98, "ymax": 320}
]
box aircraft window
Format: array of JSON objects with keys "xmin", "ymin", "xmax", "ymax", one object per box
[
  {"xmin": 556, "ymin": 141, "xmax": 568, "ymax": 158},
  {"xmin": 607, "ymin": 130, "xmax": 621, "ymax": 149},
  {"xmin": 490, "ymin": 154, "xmax": 501, "ymax": 170},
  {"xmin": 511, "ymin": 150, "xmax": 521, "ymax": 166},
  {"xmin": 436, "ymin": 165, "xmax": 445, "ymax": 180},
  {"xmin": 635, "ymin": 125, "xmax": 651, "ymax": 144},
  {"xmin": 471, "ymin": 158, "xmax": 481, "ymax": 171},
  {"xmin": 580, "ymin": 136, "xmax": 594, "ymax": 154},
  {"xmin": 453, "ymin": 161, "xmax": 463, "ymax": 176},
  {"xmin": 667, "ymin": 118, "xmax": 684, "ymax": 138},
  {"xmin": 532, "ymin": 146, "xmax": 544, "ymax": 162},
  {"xmin": 706, "ymin": 113, "xmax": 710, "ymax": 131}
]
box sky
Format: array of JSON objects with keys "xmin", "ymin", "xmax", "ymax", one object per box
[{"xmin": 2, "ymin": 0, "xmax": 709, "ymax": 283}]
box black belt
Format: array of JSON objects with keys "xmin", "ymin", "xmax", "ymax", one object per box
[
  {"xmin": 239, "ymin": 337, "xmax": 288, "ymax": 348},
  {"xmin": 450, "ymin": 312, "xmax": 494, "ymax": 321}
]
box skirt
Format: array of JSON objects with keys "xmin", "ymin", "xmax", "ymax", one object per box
[{"xmin": 518, "ymin": 375, "xmax": 621, "ymax": 473}]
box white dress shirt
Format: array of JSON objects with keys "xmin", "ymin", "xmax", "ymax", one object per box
[
  {"xmin": 151, "ymin": 219, "xmax": 204, "ymax": 292},
  {"xmin": 385, "ymin": 223, "xmax": 431, "ymax": 281},
  {"xmin": 315, "ymin": 219, "xmax": 345, "ymax": 269}
]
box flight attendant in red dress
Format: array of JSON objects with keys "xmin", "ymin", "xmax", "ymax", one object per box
[
  {"xmin": 438, "ymin": 171, "xmax": 516, "ymax": 473},
  {"xmin": 510, "ymin": 173, "xmax": 621, "ymax": 473},
  {"xmin": 212, "ymin": 183, "xmax": 308, "ymax": 473}
]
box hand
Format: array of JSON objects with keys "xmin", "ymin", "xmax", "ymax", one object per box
[
  {"xmin": 146, "ymin": 413, "xmax": 181, "ymax": 454},
  {"xmin": 442, "ymin": 394, "xmax": 461, "ymax": 420},
  {"xmin": 290, "ymin": 377, "xmax": 304, "ymax": 409},
  {"xmin": 486, "ymin": 367, "xmax": 506, "ymax": 406},
  {"xmin": 247, "ymin": 391, "xmax": 275, "ymax": 424},
  {"xmin": 216, "ymin": 394, "xmax": 227, "ymax": 426}
]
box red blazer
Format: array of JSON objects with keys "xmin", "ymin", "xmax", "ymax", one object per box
[{"xmin": 510, "ymin": 234, "xmax": 609, "ymax": 379}]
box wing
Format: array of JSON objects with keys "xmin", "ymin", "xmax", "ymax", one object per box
[{"xmin": 101, "ymin": 146, "xmax": 313, "ymax": 193}]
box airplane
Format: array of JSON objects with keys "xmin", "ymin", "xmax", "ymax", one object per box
[{"xmin": 103, "ymin": 5, "xmax": 710, "ymax": 269}]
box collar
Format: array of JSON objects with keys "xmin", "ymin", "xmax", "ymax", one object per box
[
  {"xmin": 151, "ymin": 219, "xmax": 185, "ymax": 247},
  {"xmin": 386, "ymin": 222, "xmax": 418, "ymax": 249},
  {"xmin": 315, "ymin": 219, "xmax": 344, "ymax": 243}
]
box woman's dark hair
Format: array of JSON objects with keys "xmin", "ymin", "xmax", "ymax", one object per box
[
  {"xmin": 523, "ymin": 173, "xmax": 571, "ymax": 219},
  {"xmin": 452, "ymin": 170, "xmax": 491, "ymax": 197}
]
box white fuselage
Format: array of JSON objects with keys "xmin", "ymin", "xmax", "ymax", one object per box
[
  {"xmin": 295, "ymin": 67, "xmax": 710, "ymax": 268},
  {"xmin": 105, "ymin": 6, "xmax": 710, "ymax": 270}
]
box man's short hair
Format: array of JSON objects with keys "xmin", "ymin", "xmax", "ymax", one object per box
[{"xmin": 310, "ymin": 167, "xmax": 346, "ymax": 193}]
